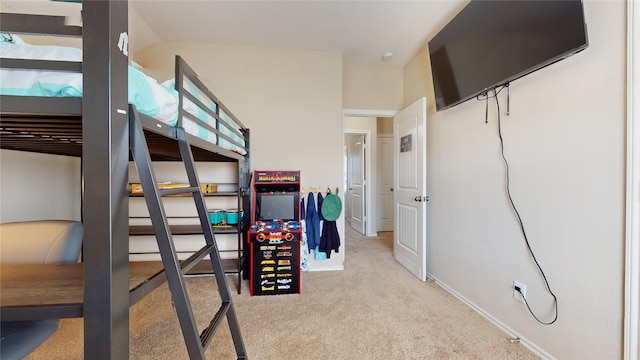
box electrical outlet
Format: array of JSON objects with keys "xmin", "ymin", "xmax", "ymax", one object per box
[{"xmin": 513, "ymin": 281, "xmax": 526, "ymax": 303}]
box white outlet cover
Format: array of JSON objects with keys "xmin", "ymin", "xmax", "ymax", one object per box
[{"xmin": 513, "ymin": 281, "xmax": 526, "ymax": 303}]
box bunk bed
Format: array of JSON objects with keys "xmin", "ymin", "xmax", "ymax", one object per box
[{"xmin": 0, "ymin": 1, "xmax": 250, "ymax": 358}]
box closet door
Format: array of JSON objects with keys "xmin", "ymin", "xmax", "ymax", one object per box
[{"xmin": 377, "ymin": 135, "xmax": 393, "ymax": 232}]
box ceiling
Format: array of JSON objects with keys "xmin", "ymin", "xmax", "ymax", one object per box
[{"xmin": 3, "ymin": 0, "xmax": 468, "ymax": 68}]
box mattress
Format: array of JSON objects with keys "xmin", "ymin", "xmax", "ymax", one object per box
[{"xmin": 0, "ymin": 37, "xmax": 246, "ymax": 155}]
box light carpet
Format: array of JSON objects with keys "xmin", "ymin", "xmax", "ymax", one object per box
[{"xmin": 26, "ymin": 228, "xmax": 538, "ymax": 359}]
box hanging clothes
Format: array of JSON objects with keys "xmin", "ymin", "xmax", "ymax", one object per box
[
  {"xmin": 299, "ymin": 197, "xmax": 309, "ymax": 271},
  {"xmin": 314, "ymin": 191, "xmax": 328, "ymax": 259},
  {"xmin": 319, "ymin": 220, "xmax": 340, "ymax": 258},
  {"xmin": 318, "ymin": 188, "xmax": 341, "ymax": 258},
  {"xmin": 305, "ymin": 192, "xmax": 320, "ymax": 252},
  {"xmin": 317, "ymin": 192, "xmax": 324, "ymax": 221}
]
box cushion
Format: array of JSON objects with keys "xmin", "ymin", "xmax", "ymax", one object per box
[{"xmin": 0, "ymin": 220, "xmax": 83, "ymax": 264}]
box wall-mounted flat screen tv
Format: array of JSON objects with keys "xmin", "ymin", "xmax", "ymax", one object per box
[{"xmin": 428, "ymin": 0, "xmax": 588, "ymax": 111}]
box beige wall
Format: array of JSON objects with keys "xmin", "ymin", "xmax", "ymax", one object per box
[
  {"xmin": 0, "ymin": 150, "xmax": 81, "ymax": 222},
  {"xmin": 343, "ymin": 64, "xmax": 403, "ymax": 110},
  {"xmin": 135, "ymin": 42, "xmax": 345, "ymax": 271},
  {"xmin": 377, "ymin": 117, "xmax": 393, "ymax": 135},
  {"xmin": 403, "ymin": 2, "xmax": 626, "ymax": 359}
]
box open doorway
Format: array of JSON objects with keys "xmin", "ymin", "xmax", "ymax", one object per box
[
  {"xmin": 377, "ymin": 133, "xmax": 394, "ymax": 232},
  {"xmin": 343, "ymin": 109, "xmax": 397, "ymax": 238},
  {"xmin": 344, "ymin": 131, "xmax": 367, "ymax": 235}
]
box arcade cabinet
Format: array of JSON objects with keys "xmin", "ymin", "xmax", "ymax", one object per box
[{"xmin": 249, "ymin": 170, "xmax": 302, "ymax": 295}]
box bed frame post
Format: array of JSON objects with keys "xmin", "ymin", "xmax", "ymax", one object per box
[{"xmin": 81, "ymin": 1, "xmax": 130, "ymax": 359}]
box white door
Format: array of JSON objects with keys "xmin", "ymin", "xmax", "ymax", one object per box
[
  {"xmin": 377, "ymin": 136, "xmax": 394, "ymax": 232},
  {"xmin": 344, "ymin": 143, "xmax": 351, "ymax": 223},
  {"xmin": 349, "ymin": 134, "xmax": 366, "ymax": 235},
  {"xmin": 394, "ymin": 97, "xmax": 427, "ymax": 281}
]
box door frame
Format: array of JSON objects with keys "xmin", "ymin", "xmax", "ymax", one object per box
[
  {"xmin": 343, "ymin": 109, "xmax": 397, "ymax": 237},
  {"xmin": 625, "ymin": 0, "xmax": 639, "ymax": 358}
]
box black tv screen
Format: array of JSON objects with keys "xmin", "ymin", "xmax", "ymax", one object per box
[
  {"xmin": 257, "ymin": 193, "xmax": 298, "ymax": 221},
  {"xmin": 428, "ymin": 0, "xmax": 588, "ymax": 111}
]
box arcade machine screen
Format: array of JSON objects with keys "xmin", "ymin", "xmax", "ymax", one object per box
[{"xmin": 257, "ymin": 193, "xmax": 298, "ymax": 222}]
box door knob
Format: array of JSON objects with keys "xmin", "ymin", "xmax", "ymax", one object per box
[
  {"xmin": 414, "ymin": 196, "xmax": 421, "ymax": 202},
  {"xmin": 390, "ymin": 188, "xmax": 394, "ymax": 191}
]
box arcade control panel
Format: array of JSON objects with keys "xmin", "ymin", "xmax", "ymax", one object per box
[{"xmin": 249, "ymin": 220, "xmax": 301, "ymax": 240}]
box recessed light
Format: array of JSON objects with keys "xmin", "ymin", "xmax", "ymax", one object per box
[{"xmin": 382, "ymin": 52, "xmax": 394, "ymax": 61}]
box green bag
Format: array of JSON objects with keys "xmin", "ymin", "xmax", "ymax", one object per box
[{"xmin": 321, "ymin": 188, "xmax": 342, "ymax": 221}]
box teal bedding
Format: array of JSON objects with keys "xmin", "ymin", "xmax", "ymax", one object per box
[{"xmin": 0, "ymin": 39, "xmax": 246, "ymax": 155}]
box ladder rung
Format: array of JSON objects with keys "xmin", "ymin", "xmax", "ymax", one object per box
[
  {"xmin": 200, "ymin": 301, "xmax": 231, "ymax": 347},
  {"xmin": 159, "ymin": 186, "xmax": 200, "ymax": 196},
  {"xmin": 180, "ymin": 244, "xmax": 217, "ymax": 274}
]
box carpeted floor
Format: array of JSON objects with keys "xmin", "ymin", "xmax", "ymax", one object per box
[{"xmin": 26, "ymin": 227, "xmax": 539, "ymax": 359}]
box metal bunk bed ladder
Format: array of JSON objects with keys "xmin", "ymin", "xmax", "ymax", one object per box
[{"xmin": 129, "ymin": 107, "xmax": 247, "ymax": 359}]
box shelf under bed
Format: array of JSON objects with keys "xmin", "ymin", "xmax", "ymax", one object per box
[{"xmin": 1, "ymin": 97, "xmax": 246, "ymax": 162}]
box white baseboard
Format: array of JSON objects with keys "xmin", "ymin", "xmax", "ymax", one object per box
[
  {"xmin": 427, "ymin": 272, "xmax": 555, "ymax": 360},
  {"xmin": 307, "ymin": 265, "xmax": 344, "ymax": 272}
]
